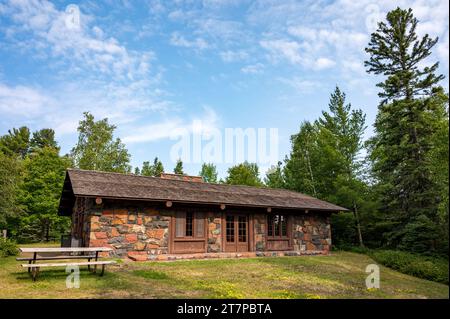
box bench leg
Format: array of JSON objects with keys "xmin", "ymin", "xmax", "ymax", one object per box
[
  {"xmin": 88, "ymin": 258, "xmax": 91, "ymax": 272},
  {"xmin": 28, "ymin": 260, "xmax": 32, "ymax": 273},
  {"xmin": 32, "ymin": 267, "xmax": 39, "ymax": 281},
  {"xmin": 100, "ymin": 264, "xmax": 105, "ymax": 277}
]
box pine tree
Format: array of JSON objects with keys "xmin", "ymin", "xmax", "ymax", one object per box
[
  {"xmin": 173, "ymin": 159, "xmax": 184, "ymax": 175},
  {"xmin": 365, "ymin": 7, "xmax": 446, "ymax": 251}
]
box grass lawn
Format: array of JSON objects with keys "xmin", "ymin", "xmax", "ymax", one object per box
[{"xmin": 1, "ymin": 243, "xmax": 448, "ymax": 299}]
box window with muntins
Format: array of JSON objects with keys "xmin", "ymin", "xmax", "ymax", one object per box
[
  {"xmin": 267, "ymin": 214, "xmax": 288, "ymax": 238},
  {"xmin": 175, "ymin": 212, "xmax": 205, "ymax": 238}
]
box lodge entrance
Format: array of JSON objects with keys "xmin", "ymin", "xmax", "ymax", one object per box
[{"xmin": 224, "ymin": 214, "xmax": 249, "ymax": 252}]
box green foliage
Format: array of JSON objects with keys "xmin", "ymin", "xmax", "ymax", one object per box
[
  {"xmin": 284, "ymin": 87, "xmax": 369, "ymax": 247},
  {"xmin": 70, "ymin": 112, "xmax": 131, "ymax": 173},
  {"xmin": 0, "ymin": 126, "xmax": 30, "ymax": 158},
  {"xmin": 16, "ymin": 147, "xmax": 72, "ymax": 242},
  {"xmin": 30, "ymin": 129, "xmax": 58, "ymax": 151},
  {"xmin": 365, "ymin": 7, "xmax": 444, "ymax": 104},
  {"xmin": 370, "ymin": 250, "xmax": 449, "ymax": 285},
  {"xmin": 173, "ymin": 159, "xmax": 184, "ymax": 175},
  {"xmin": 330, "ymin": 212, "xmax": 358, "ymax": 248},
  {"xmin": 225, "ymin": 161, "xmax": 263, "ymax": 186},
  {"xmin": 0, "ymin": 238, "xmax": 19, "ymax": 257},
  {"xmin": 140, "ymin": 157, "xmax": 165, "ymax": 177},
  {"xmin": 365, "ymin": 7, "xmax": 447, "ymax": 253},
  {"xmin": 264, "ymin": 161, "xmax": 284, "ymax": 188},
  {"xmin": 0, "ymin": 152, "xmax": 23, "ymax": 229},
  {"xmin": 199, "ymin": 163, "xmax": 218, "ymax": 183}
]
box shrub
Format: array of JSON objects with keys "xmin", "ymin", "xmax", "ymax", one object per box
[
  {"xmin": 0, "ymin": 238, "xmax": 19, "ymax": 257},
  {"xmin": 369, "ymin": 250, "xmax": 448, "ymax": 285}
]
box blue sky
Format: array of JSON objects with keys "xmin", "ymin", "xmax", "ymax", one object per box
[{"xmin": 0, "ymin": 0, "xmax": 448, "ymax": 178}]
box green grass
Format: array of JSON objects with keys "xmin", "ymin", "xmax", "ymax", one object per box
[{"xmin": 1, "ymin": 244, "xmax": 448, "ymax": 299}]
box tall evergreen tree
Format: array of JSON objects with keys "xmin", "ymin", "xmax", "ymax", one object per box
[
  {"xmin": 365, "ymin": 8, "xmax": 446, "ymax": 252},
  {"xmin": 284, "ymin": 87, "xmax": 368, "ymax": 247}
]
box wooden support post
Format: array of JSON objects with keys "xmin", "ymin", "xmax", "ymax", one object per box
[
  {"xmin": 100, "ymin": 264, "xmax": 105, "ymax": 277},
  {"xmin": 2, "ymin": 229, "xmax": 6, "ymax": 239},
  {"xmin": 93, "ymin": 251, "xmax": 99, "ymax": 273},
  {"xmin": 32, "ymin": 267, "xmax": 39, "ymax": 281}
]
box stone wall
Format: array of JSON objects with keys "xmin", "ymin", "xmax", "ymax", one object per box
[
  {"xmin": 291, "ymin": 213, "xmax": 331, "ymax": 253},
  {"xmin": 85, "ymin": 202, "xmax": 171, "ymax": 261},
  {"xmin": 207, "ymin": 212, "xmax": 222, "ymax": 253},
  {"xmin": 253, "ymin": 214, "xmax": 267, "ymax": 251}
]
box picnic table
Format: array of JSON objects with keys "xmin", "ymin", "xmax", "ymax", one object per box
[{"xmin": 18, "ymin": 247, "xmax": 116, "ymax": 281}]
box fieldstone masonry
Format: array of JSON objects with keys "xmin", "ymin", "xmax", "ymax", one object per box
[{"xmin": 77, "ymin": 198, "xmax": 332, "ymax": 261}]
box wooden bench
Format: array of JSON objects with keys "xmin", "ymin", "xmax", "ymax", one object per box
[
  {"xmin": 18, "ymin": 247, "xmax": 114, "ymax": 281},
  {"xmin": 22, "ymin": 261, "xmax": 116, "ymax": 281}
]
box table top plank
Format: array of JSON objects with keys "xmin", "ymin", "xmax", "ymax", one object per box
[
  {"xmin": 19, "ymin": 247, "xmax": 113, "ymax": 253},
  {"xmin": 21, "ymin": 260, "xmax": 116, "ymax": 267}
]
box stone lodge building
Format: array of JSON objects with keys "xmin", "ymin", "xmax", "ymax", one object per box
[{"xmin": 58, "ymin": 169, "xmax": 347, "ymax": 261}]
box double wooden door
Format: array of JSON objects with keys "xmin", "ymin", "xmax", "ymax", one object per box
[{"xmin": 224, "ymin": 214, "xmax": 249, "ymax": 252}]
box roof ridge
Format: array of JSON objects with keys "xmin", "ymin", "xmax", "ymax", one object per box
[{"xmin": 67, "ymin": 167, "xmax": 312, "ymax": 196}]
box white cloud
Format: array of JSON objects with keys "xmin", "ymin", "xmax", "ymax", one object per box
[
  {"xmin": 277, "ymin": 77, "xmax": 322, "ymax": 94},
  {"xmin": 123, "ymin": 106, "xmax": 220, "ymax": 144},
  {"xmin": 0, "ymin": 83, "xmax": 54, "ymax": 116},
  {"xmin": 314, "ymin": 57, "xmax": 335, "ymax": 70},
  {"xmin": 241, "ymin": 63, "xmax": 264, "ymax": 74},
  {"xmin": 170, "ymin": 32, "xmax": 210, "ymax": 50},
  {"xmin": 219, "ymin": 50, "xmax": 249, "ymax": 62},
  {"xmin": 260, "ymin": 39, "xmax": 302, "ymax": 64}
]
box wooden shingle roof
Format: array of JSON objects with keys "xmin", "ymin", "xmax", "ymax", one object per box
[{"xmin": 58, "ymin": 168, "xmax": 348, "ymax": 215}]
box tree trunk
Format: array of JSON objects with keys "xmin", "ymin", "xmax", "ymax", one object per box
[{"xmin": 353, "ymin": 201, "xmax": 364, "ymax": 247}]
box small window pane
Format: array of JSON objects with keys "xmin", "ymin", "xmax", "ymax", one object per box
[
  {"xmin": 176, "ymin": 212, "xmax": 185, "ymax": 237},
  {"xmin": 267, "ymin": 215, "xmax": 273, "ymax": 237},
  {"xmin": 226, "ymin": 215, "xmax": 234, "ymax": 242},
  {"xmin": 195, "ymin": 213, "xmax": 205, "ymax": 238},
  {"xmin": 281, "ymin": 215, "xmax": 287, "ymax": 237},
  {"xmin": 186, "ymin": 212, "xmax": 193, "ymax": 236},
  {"xmin": 274, "ymin": 215, "xmax": 280, "ymax": 237},
  {"xmin": 238, "ymin": 216, "xmax": 247, "ymax": 242}
]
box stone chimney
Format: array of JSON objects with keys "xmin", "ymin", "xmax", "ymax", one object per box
[{"xmin": 159, "ymin": 173, "xmax": 204, "ymax": 183}]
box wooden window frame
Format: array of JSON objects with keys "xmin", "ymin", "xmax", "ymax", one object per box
[
  {"xmin": 174, "ymin": 211, "xmax": 207, "ymax": 240},
  {"xmin": 267, "ymin": 214, "xmax": 290, "ymax": 239}
]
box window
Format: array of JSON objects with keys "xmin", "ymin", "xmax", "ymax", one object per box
[
  {"xmin": 175, "ymin": 212, "xmax": 205, "ymax": 238},
  {"xmin": 238, "ymin": 216, "xmax": 247, "ymax": 242},
  {"xmin": 267, "ymin": 214, "xmax": 288, "ymax": 238},
  {"xmin": 185, "ymin": 212, "xmax": 193, "ymax": 236},
  {"xmin": 226, "ymin": 215, "xmax": 234, "ymax": 242}
]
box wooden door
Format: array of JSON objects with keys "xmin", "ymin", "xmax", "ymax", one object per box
[{"xmin": 224, "ymin": 214, "xmax": 249, "ymax": 252}]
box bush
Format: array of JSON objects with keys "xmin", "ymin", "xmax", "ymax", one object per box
[
  {"xmin": 369, "ymin": 250, "xmax": 448, "ymax": 285},
  {"xmin": 0, "ymin": 238, "xmax": 19, "ymax": 257}
]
